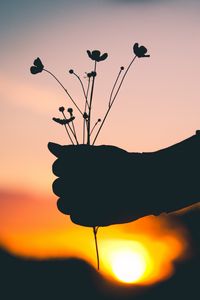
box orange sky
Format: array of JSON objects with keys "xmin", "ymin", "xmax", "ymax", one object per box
[{"xmin": 0, "ymin": 0, "xmax": 199, "ymax": 285}]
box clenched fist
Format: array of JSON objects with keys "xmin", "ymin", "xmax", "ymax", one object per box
[{"xmin": 48, "ymin": 133, "xmax": 200, "ymax": 227}]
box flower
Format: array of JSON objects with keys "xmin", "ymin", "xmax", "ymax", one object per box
[
  {"xmin": 69, "ymin": 69, "xmax": 74, "ymax": 74},
  {"xmin": 87, "ymin": 50, "xmax": 108, "ymax": 62},
  {"xmin": 52, "ymin": 116, "xmax": 75, "ymax": 125},
  {"xmin": 52, "ymin": 117, "xmax": 67, "ymax": 125},
  {"xmin": 120, "ymin": 66, "xmax": 124, "ymax": 70},
  {"xmin": 59, "ymin": 106, "xmax": 65, "ymax": 112},
  {"xmin": 133, "ymin": 43, "xmax": 150, "ymax": 58},
  {"xmin": 30, "ymin": 57, "xmax": 44, "ymax": 74}
]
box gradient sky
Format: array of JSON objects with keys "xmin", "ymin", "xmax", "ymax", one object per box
[{"xmin": 0, "ymin": 0, "xmax": 199, "ymax": 282}]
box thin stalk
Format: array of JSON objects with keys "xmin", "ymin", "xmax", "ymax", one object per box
[
  {"xmin": 87, "ymin": 61, "xmax": 97, "ymax": 145},
  {"xmin": 92, "ymin": 56, "xmax": 137, "ymax": 145},
  {"xmin": 73, "ymin": 71, "xmax": 89, "ymax": 108},
  {"xmin": 90, "ymin": 120, "xmax": 100, "ymax": 136},
  {"xmin": 110, "ymin": 56, "xmax": 136, "ymax": 107},
  {"xmin": 108, "ymin": 67, "xmax": 124, "ymax": 107},
  {"xmin": 93, "ymin": 226, "xmax": 100, "ymax": 270},
  {"xmin": 63, "ymin": 124, "xmax": 74, "ymax": 145},
  {"xmin": 62, "ymin": 112, "xmax": 79, "ymax": 145},
  {"xmin": 71, "ymin": 120, "xmax": 79, "ymax": 145},
  {"xmin": 68, "ymin": 123, "xmax": 79, "ymax": 145},
  {"xmin": 44, "ymin": 69, "xmax": 83, "ymax": 115},
  {"xmin": 83, "ymin": 118, "xmax": 86, "ymax": 145},
  {"xmin": 85, "ymin": 77, "xmax": 91, "ymax": 105},
  {"xmin": 83, "ymin": 77, "xmax": 91, "ymax": 144}
]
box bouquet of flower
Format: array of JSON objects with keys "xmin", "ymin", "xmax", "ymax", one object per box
[
  {"xmin": 30, "ymin": 43, "xmax": 149, "ymax": 146},
  {"xmin": 30, "ymin": 43, "xmax": 150, "ymax": 270}
]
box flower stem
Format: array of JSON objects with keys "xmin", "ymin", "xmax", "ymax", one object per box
[
  {"xmin": 93, "ymin": 226, "xmax": 100, "ymax": 271},
  {"xmin": 90, "ymin": 119, "xmax": 100, "ymax": 136},
  {"xmin": 110, "ymin": 56, "xmax": 137, "ymax": 107},
  {"xmin": 73, "ymin": 71, "xmax": 89, "ymax": 108},
  {"xmin": 44, "ymin": 69, "xmax": 83, "ymax": 116},
  {"xmin": 92, "ymin": 56, "xmax": 137, "ymax": 145},
  {"xmin": 68, "ymin": 123, "xmax": 79, "ymax": 145},
  {"xmin": 62, "ymin": 112, "xmax": 79, "ymax": 145},
  {"xmin": 87, "ymin": 62, "xmax": 97, "ymax": 145},
  {"xmin": 71, "ymin": 120, "xmax": 79, "ymax": 145},
  {"xmin": 68, "ymin": 112, "xmax": 79, "ymax": 145},
  {"xmin": 109, "ymin": 67, "xmax": 124, "ymax": 107},
  {"xmin": 83, "ymin": 77, "xmax": 91, "ymax": 144},
  {"xmin": 63, "ymin": 124, "xmax": 74, "ymax": 145}
]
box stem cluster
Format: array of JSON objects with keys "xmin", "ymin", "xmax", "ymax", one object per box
[{"xmin": 46, "ymin": 55, "xmax": 137, "ymax": 146}]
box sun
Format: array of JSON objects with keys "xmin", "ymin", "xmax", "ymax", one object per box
[
  {"xmin": 110, "ymin": 249, "xmax": 147, "ymax": 283},
  {"xmin": 100, "ymin": 240, "xmax": 152, "ymax": 284}
]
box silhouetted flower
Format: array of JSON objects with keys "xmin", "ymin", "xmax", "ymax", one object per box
[
  {"xmin": 53, "ymin": 118, "xmax": 67, "ymax": 125},
  {"xmin": 30, "ymin": 57, "xmax": 44, "ymax": 74},
  {"xmin": 67, "ymin": 108, "xmax": 73, "ymax": 116},
  {"xmin": 87, "ymin": 50, "xmax": 108, "ymax": 62},
  {"xmin": 59, "ymin": 106, "xmax": 65, "ymax": 112},
  {"xmin": 133, "ymin": 43, "xmax": 150, "ymax": 58},
  {"xmin": 69, "ymin": 69, "xmax": 74, "ymax": 74},
  {"xmin": 120, "ymin": 66, "xmax": 124, "ymax": 70},
  {"xmin": 53, "ymin": 117, "xmax": 75, "ymax": 125},
  {"xmin": 98, "ymin": 119, "xmax": 101, "ymax": 122}
]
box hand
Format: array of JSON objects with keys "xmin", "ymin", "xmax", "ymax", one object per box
[{"xmin": 48, "ymin": 134, "xmax": 199, "ymax": 227}]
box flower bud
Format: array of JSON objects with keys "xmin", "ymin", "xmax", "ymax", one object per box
[
  {"xmin": 67, "ymin": 108, "xmax": 73, "ymax": 116},
  {"xmin": 59, "ymin": 106, "xmax": 65, "ymax": 112}
]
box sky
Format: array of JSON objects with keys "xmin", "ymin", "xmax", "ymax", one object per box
[{"xmin": 0, "ymin": 0, "xmax": 199, "ymax": 284}]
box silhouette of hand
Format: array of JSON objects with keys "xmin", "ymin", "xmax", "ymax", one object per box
[{"xmin": 48, "ymin": 135, "xmax": 199, "ymax": 227}]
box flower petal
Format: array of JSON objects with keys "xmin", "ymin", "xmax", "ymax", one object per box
[
  {"xmin": 87, "ymin": 50, "xmax": 93, "ymax": 60},
  {"xmin": 133, "ymin": 43, "xmax": 139, "ymax": 55},
  {"xmin": 139, "ymin": 46, "xmax": 148, "ymax": 55},
  {"xmin": 99, "ymin": 53, "xmax": 108, "ymax": 61},
  {"xmin": 30, "ymin": 66, "xmax": 40, "ymax": 74},
  {"xmin": 92, "ymin": 50, "xmax": 101, "ymax": 58},
  {"xmin": 34, "ymin": 57, "xmax": 44, "ymax": 69},
  {"xmin": 52, "ymin": 118, "xmax": 68, "ymax": 125}
]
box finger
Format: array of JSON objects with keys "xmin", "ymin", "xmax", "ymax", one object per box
[
  {"xmin": 57, "ymin": 198, "xmax": 71, "ymax": 215},
  {"xmin": 52, "ymin": 178, "xmax": 67, "ymax": 197}
]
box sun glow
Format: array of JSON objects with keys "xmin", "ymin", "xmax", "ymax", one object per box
[
  {"xmin": 0, "ymin": 193, "xmax": 188, "ymax": 286},
  {"xmin": 111, "ymin": 249, "xmax": 147, "ymax": 283},
  {"xmin": 100, "ymin": 240, "xmax": 154, "ymax": 284}
]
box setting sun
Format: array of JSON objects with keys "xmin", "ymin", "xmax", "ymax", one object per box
[
  {"xmin": 100, "ymin": 240, "xmax": 154, "ymax": 284},
  {"xmin": 110, "ymin": 249, "xmax": 146, "ymax": 283}
]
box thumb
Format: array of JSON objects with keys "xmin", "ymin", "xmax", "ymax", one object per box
[{"xmin": 48, "ymin": 142, "xmax": 63, "ymax": 157}]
